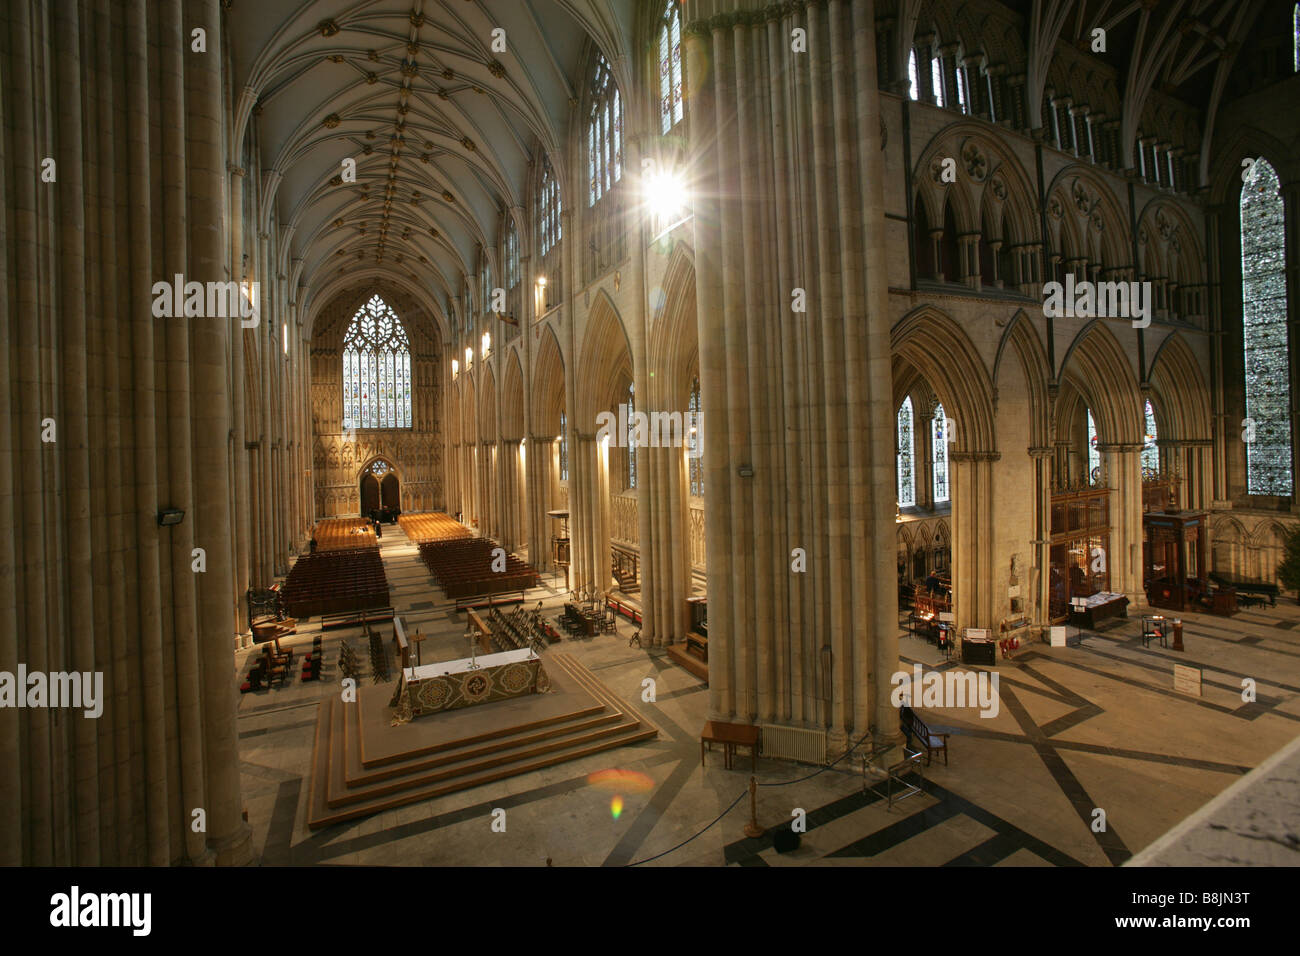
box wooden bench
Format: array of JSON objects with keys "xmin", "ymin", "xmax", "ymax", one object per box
[
  {"xmin": 686, "ymin": 630, "xmax": 708, "ymax": 662},
  {"xmin": 900, "ymin": 706, "xmax": 949, "ymax": 767},
  {"xmin": 320, "ymin": 606, "xmax": 395, "ymax": 630}
]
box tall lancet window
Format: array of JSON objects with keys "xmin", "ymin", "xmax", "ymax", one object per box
[
  {"xmin": 908, "ymin": 50, "xmax": 920, "ymax": 101},
  {"xmin": 587, "ymin": 53, "xmax": 623, "ymax": 206},
  {"xmin": 688, "ymin": 375, "xmax": 703, "ymax": 497},
  {"xmin": 897, "ymin": 397, "xmax": 916, "ymax": 507},
  {"xmin": 538, "ymin": 156, "xmax": 562, "ymax": 256},
  {"xmin": 626, "ymin": 381, "xmax": 637, "ymax": 489},
  {"xmin": 342, "ymin": 294, "xmax": 412, "ymax": 430},
  {"xmin": 657, "ymin": 0, "xmax": 685, "ymax": 133},
  {"xmin": 1141, "ymin": 399, "xmax": 1159, "ymax": 474},
  {"xmin": 559, "ymin": 411, "xmax": 569, "ymax": 481},
  {"xmin": 1241, "ymin": 156, "xmax": 1292, "ymax": 495},
  {"xmin": 1087, "ymin": 409, "xmax": 1101, "ymax": 483},
  {"xmin": 932, "ymin": 403, "xmax": 950, "ymax": 503},
  {"xmin": 930, "ymin": 56, "xmax": 945, "ymax": 107}
]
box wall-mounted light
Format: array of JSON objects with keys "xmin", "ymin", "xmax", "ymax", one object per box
[
  {"xmin": 465, "ymin": 346, "xmax": 473, "ymax": 367},
  {"xmin": 481, "ymin": 331, "xmax": 491, "ymax": 358},
  {"xmin": 536, "ymin": 275, "xmax": 547, "ymax": 288},
  {"xmin": 452, "ymin": 358, "xmax": 459, "ymax": 377},
  {"xmin": 157, "ymin": 508, "xmax": 185, "ymax": 527}
]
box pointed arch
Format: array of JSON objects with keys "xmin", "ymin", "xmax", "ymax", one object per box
[
  {"xmin": 501, "ymin": 348, "xmax": 525, "ymax": 441},
  {"xmin": 1059, "ymin": 321, "xmax": 1144, "ymax": 445},
  {"xmin": 993, "ymin": 309, "xmax": 1050, "ymax": 448},
  {"xmin": 649, "ymin": 241, "xmax": 699, "ymax": 410},
  {"xmin": 531, "ymin": 323, "xmax": 566, "ymax": 437},
  {"xmin": 577, "ymin": 290, "xmax": 634, "ymax": 425},
  {"xmin": 1148, "ymin": 331, "xmax": 1212, "ymax": 442},
  {"xmin": 892, "ymin": 306, "xmax": 997, "ymax": 454}
]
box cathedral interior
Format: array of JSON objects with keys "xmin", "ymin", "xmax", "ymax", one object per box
[{"xmin": 1, "ymin": 0, "xmax": 1298, "ymax": 872}]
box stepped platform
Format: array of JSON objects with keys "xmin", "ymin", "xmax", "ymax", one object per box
[
  {"xmin": 665, "ymin": 642, "xmax": 708, "ymax": 682},
  {"xmin": 307, "ymin": 652, "xmax": 658, "ymax": 828}
]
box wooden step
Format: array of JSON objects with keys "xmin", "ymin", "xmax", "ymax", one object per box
[
  {"xmin": 666, "ymin": 642, "xmax": 708, "ymax": 682},
  {"xmin": 308, "ymin": 654, "xmax": 658, "ymax": 829}
]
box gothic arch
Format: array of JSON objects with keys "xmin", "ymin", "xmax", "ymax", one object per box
[
  {"xmin": 1045, "ymin": 165, "xmax": 1130, "ymax": 270},
  {"xmin": 891, "ymin": 306, "xmax": 997, "ymax": 454},
  {"xmin": 577, "ymin": 290, "xmax": 634, "ymax": 425},
  {"xmin": 1058, "ymin": 321, "xmax": 1144, "ymax": 445},
  {"xmin": 649, "ymin": 241, "xmax": 699, "ymax": 409},
  {"xmin": 501, "ymin": 348, "xmax": 525, "ymax": 442},
  {"xmin": 1148, "ymin": 332, "xmax": 1212, "ymax": 442},
  {"xmin": 993, "ymin": 309, "xmax": 1051, "ymax": 448},
  {"xmin": 531, "ymin": 323, "xmax": 566, "ymax": 437},
  {"xmin": 1136, "ymin": 199, "xmax": 1205, "ymax": 287}
]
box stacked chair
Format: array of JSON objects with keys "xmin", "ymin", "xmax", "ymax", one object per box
[
  {"xmin": 338, "ymin": 641, "xmax": 362, "ymax": 683},
  {"xmin": 301, "ymin": 635, "xmax": 325, "ymax": 681}
]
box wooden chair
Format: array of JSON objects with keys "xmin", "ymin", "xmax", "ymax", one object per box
[{"xmin": 900, "ymin": 705, "xmax": 949, "ymax": 767}]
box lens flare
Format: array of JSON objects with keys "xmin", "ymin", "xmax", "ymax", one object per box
[
  {"xmin": 587, "ymin": 768, "xmax": 655, "ymax": 794},
  {"xmin": 610, "ymin": 795, "xmax": 624, "ymax": 819}
]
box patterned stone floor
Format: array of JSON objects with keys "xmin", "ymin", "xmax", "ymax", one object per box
[{"xmin": 236, "ymin": 547, "xmax": 1300, "ymax": 866}]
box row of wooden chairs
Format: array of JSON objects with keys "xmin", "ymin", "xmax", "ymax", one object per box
[
  {"xmin": 312, "ymin": 518, "xmax": 378, "ymax": 552},
  {"xmin": 283, "ymin": 548, "xmax": 390, "ymax": 618},
  {"xmin": 399, "ymin": 512, "xmax": 474, "ymax": 543},
  {"xmin": 418, "ymin": 539, "xmax": 539, "ymax": 600}
]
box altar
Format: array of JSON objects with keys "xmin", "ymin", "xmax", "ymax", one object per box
[{"xmin": 399, "ymin": 647, "xmax": 548, "ymax": 718}]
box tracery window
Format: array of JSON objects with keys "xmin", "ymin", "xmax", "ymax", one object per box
[
  {"xmin": 587, "ymin": 53, "xmax": 623, "ymax": 206},
  {"xmin": 342, "ymin": 295, "xmax": 412, "ymax": 430},
  {"xmin": 1141, "ymin": 399, "xmax": 1159, "ymax": 475},
  {"xmin": 657, "ymin": 0, "xmax": 685, "ymax": 134},
  {"xmin": 932, "ymin": 403, "xmax": 950, "ymax": 503},
  {"xmin": 688, "ymin": 375, "xmax": 703, "ymax": 497},
  {"xmin": 538, "ymin": 156, "xmax": 562, "ymax": 256},
  {"xmin": 1087, "ymin": 409, "xmax": 1101, "ymax": 483},
  {"xmin": 1242, "ymin": 157, "xmax": 1292, "ymax": 495},
  {"xmin": 897, "ymin": 397, "xmax": 916, "ymax": 507}
]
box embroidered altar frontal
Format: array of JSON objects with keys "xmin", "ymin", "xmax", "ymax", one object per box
[{"xmin": 405, "ymin": 654, "xmax": 548, "ymax": 717}]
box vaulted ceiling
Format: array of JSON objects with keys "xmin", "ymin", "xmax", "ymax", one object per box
[{"xmin": 226, "ymin": 0, "xmax": 636, "ymax": 337}]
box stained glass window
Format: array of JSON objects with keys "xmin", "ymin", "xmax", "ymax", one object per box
[
  {"xmin": 932, "ymin": 403, "xmax": 950, "ymax": 503},
  {"xmin": 1294, "ymin": 3, "xmax": 1299, "ymax": 72},
  {"xmin": 1087, "ymin": 409, "xmax": 1101, "ymax": 483},
  {"xmin": 342, "ymin": 295, "xmax": 412, "ymax": 430},
  {"xmin": 1141, "ymin": 399, "xmax": 1159, "ymax": 475},
  {"xmin": 587, "ymin": 54, "xmax": 623, "ymax": 206},
  {"xmin": 627, "ymin": 381, "xmax": 637, "ymax": 489},
  {"xmin": 1241, "ymin": 157, "xmax": 1291, "ymax": 495},
  {"xmin": 688, "ymin": 375, "xmax": 703, "ymax": 497},
  {"xmin": 897, "ymin": 397, "xmax": 916, "ymax": 507},
  {"xmin": 658, "ymin": 1, "xmax": 685, "ymax": 134},
  {"xmin": 931, "ymin": 56, "xmax": 944, "ymax": 107},
  {"xmin": 505, "ymin": 221, "xmax": 519, "ymax": 289},
  {"xmin": 538, "ymin": 156, "xmax": 562, "ymax": 256},
  {"xmin": 908, "ymin": 50, "xmax": 919, "ymax": 101},
  {"xmin": 559, "ymin": 411, "xmax": 569, "ymax": 481},
  {"xmin": 956, "ymin": 66, "xmax": 967, "ymax": 114}
]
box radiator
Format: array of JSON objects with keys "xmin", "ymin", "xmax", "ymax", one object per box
[{"xmin": 760, "ymin": 724, "xmax": 827, "ymax": 765}]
